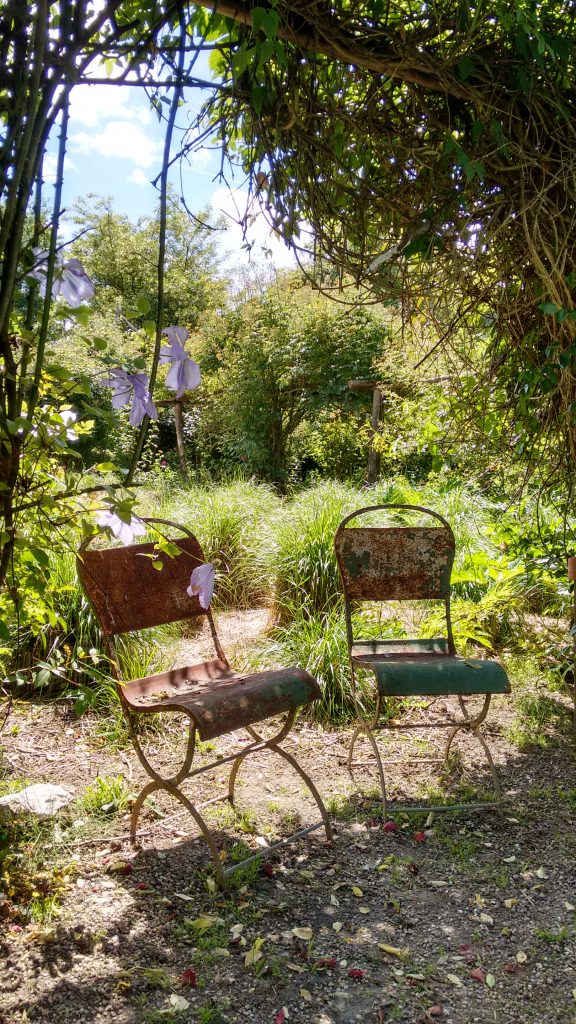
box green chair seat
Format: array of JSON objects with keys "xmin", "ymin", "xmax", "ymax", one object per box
[{"xmin": 352, "ymin": 639, "xmax": 510, "ymax": 697}]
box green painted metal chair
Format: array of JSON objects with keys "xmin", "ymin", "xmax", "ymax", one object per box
[
  {"xmin": 77, "ymin": 519, "xmax": 332, "ymax": 887},
  {"xmin": 334, "ymin": 504, "xmax": 510, "ymax": 816}
]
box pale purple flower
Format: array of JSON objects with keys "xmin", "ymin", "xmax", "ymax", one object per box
[
  {"xmin": 95, "ymin": 511, "xmax": 146, "ymax": 546},
  {"xmin": 30, "ymin": 248, "xmax": 94, "ymax": 307},
  {"xmin": 186, "ymin": 562, "xmax": 215, "ymax": 609},
  {"xmin": 160, "ymin": 326, "xmax": 201, "ymax": 398},
  {"xmin": 102, "ymin": 368, "xmax": 158, "ymax": 426}
]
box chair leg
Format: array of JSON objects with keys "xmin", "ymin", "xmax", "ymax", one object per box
[
  {"xmin": 347, "ymin": 693, "xmax": 389, "ymax": 818},
  {"xmin": 130, "ymin": 778, "xmax": 226, "ymax": 888},
  {"xmin": 444, "ymin": 695, "xmax": 502, "ymax": 802},
  {"xmin": 228, "ymin": 713, "xmax": 333, "ymax": 843}
]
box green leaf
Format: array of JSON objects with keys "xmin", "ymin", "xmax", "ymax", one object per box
[
  {"xmin": 135, "ymin": 293, "xmax": 151, "ymax": 315},
  {"xmin": 539, "ymin": 302, "xmax": 561, "ymax": 315},
  {"xmin": 95, "ymin": 462, "xmax": 118, "ymax": 472},
  {"xmin": 92, "ymin": 337, "xmax": 108, "ymax": 351},
  {"xmin": 458, "ymin": 54, "xmax": 475, "ymax": 81}
]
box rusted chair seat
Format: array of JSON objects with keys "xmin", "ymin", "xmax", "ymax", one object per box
[
  {"xmin": 77, "ymin": 520, "xmax": 332, "ymax": 886},
  {"xmin": 334, "ymin": 504, "xmax": 510, "ymax": 817}
]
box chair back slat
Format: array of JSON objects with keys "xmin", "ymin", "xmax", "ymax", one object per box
[
  {"xmin": 77, "ymin": 536, "xmax": 206, "ymax": 636},
  {"xmin": 335, "ymin": 525, "xmax": 454, "ymax": 601}
]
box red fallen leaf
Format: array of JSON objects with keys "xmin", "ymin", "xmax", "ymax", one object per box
[
  {"xmin": 427, "ymin": 1008, "xmax": 443, "ymax": 1018},
  {"xmin": 315, "ymin": 957, "xmax": 337, "ymax": 969},
  {"xmin": 107, "ymin": 860, "xmax": 133, "ymax": 875},
  {"xmin": 383, "ymin": 820, "xmax": 398, "ymax": 832},
  {"xmin": 413, "ymin": 831, "xmax": 426, "ymax": 842},
  {"xmin": 458, "ymin": 943, "xmax": 472, "ymax": 954},
  {"xmin": 274, "ymin": 1012, "xmax": 285, "ymax": 1024},
  {"xmin": 504, "ymin": 962, "xmax": 517, "ymax": 974},
  {"xmin": 469, "ymin": 968, "xmax": 486, "ymax": 983},
  {"xmin": 348, "ymin": 968, "xmax": 364, "ymax": 980},
  {"xmin": 179, "ymin": 969, "xmax": 197, "ymax": 987},
  {"xmin": 261, "ymin": 862, "xmax": 274, "ymax": 877},
  {"xmin": 135, "ymin": 882, "xmax": 151, "ymax": 891}
]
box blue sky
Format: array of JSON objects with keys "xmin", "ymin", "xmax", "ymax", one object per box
[{"xmin": 47, "ymin": 75, "xmax": 296, "ymax": 270}]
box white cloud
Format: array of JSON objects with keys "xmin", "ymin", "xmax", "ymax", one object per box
[
  {"xmin": 70, "ymin": 121, "xmax": 161, "ymax": 168},
  {"xmin": 210, "ymin": 187, "xmax": 299, "ymax": 269},
  {"xmin": 128, "ymin": 168, "xmax": 151, "ymax": 186},
  {"xmin": 70, "ymin": 83, "xmax": 152, "ymax": 128}
]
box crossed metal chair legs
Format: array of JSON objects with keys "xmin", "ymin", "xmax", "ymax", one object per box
[
  {"xmin": 347, "ymin": 692, "xmax": 503, "ymax": 819},
  {"xmin": 127, "ymin": 710, "xmax": 333, "ymax": 888}
]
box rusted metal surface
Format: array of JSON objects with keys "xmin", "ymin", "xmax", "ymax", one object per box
[
  {"xmin": 123, "ymin": 661, "xmax": 320, "ymax": 741},
  {"xmin": 76, "ymin": 519, "xmax": 331, "ymax": 886},
  {"xmin": 77, "ymin": 536, "xmax": 206, "ymax": 635},
  {"xmin": 334, "ymin": 503, "xmax": 510, "ymax": 817},
  {"xmin": 335, "ymin": 525, "xmax": 454, "ymax": 601}
]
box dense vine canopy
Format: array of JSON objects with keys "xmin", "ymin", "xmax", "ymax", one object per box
[{"xmin": 185, "ymin": 0, "xmax": 576, "ymax": 492}]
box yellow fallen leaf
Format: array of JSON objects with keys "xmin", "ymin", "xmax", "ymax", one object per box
[
  {"xmin": 170, "ymin": 994, "xmax": 189, "ymax": 1011},
  {"xmin": 333, "ymin": 922, "xmax": 343, "ymax": 932},
  {"xmin": 287, "ymin": 963, "xmax": 306, "ymax": 973},
  {"xmin": 502, "ymin": 855, "xmax": 516, "ymax": 863},
  {"xmin": 516, "ymin": 951, "xmax": 527, "ymax": 964},
  {"xmin": 300, "ymin": 988, "xmax": 312, "ymax": 1002},
  {"xmin": 446, "ymin": 974, "xmax": 463, "ymax": 987},
  {"xmin": 486, "ymin": 973, "xmax": 496, "ymax": 988},
  {"xmin": 292, "ymin": 927, "xmax": 313, "ymax": 941},
  {"xmin": 378, "ymin": 943, "xmax": 409, "ymax": 959},
  {"xmin": 351, "ymin": 886, "xmax": 363, "ymax": 897},
  {"xmin": 479, "ymin": 913, "xmax": 494, "ymax": 925},
  {"xmin": 244, "ymin": 947, "xmax": 264, "ymax": 966},
  {"xmin": 475, "ymin": 894, "xmax": 486, "ymax": 908},
  {"xmin": 536, "ymin": 866, "xmax": 548, "ymax": 880},
  {"xmin": 359, "ymin": 906, "xmax": 370, "ymax": 914},
  {"xmin": 503, "ymin": 898, "xmax": 517, "ymax": 909}
]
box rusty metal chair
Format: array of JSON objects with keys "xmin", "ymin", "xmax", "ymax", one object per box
[
  {"xmin": 334, "ymin": 504, "xmax": 510, "ymax": 817},
  {"xmin": 77, "ymin": 519, "xmax": 332, "ymax": 886}
]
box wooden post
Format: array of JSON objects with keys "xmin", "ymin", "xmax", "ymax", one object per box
[{"xmin": 348, "ymin": 380, "xmax": 382, "ymax": 484}]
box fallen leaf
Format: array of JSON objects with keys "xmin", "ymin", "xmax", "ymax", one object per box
[
  {"xmin": 348, "ymin": 968, "xmax": 364, "ymax": 980},
  {"xmin": 179, "ymin": 969, "xmax": 196, "ymax": 986},
  {"xmin": 351, "ymin": 886, "xmax": 363, "ymax": 897},
  {"xmin": 292, "ymin": 926, "xmax": 313, "ymax": 941},
  {"xmin": 359, "ymin": 906, "xmax": 370, "ymax": 914},
  {"xmin": 430, "ymin": 880, "xmax": 448, "ymax": 888},
  {"xmin": 230, "ymin": 923, "xmax": 244, "ymax": 940},
  {"xmin": 274, "ymin": 1010, "xmax": 286, "ymax": 1024},
  {"xmin": 413, "ymin": 831, "xmax": 426, "ymax": 843},
  {"xmin": 169, "ymin": 994, "xmax": 189, "ymax": 1010},
  {"xmin": 536, "ymin": 866, "xmax": 548, "ymax": 880},
  {"xmin": 427, "ymin": 1007, "xmax": 443, "ymax": 1018},
  {"xmin": 516, "ymin": 951, "xmax": 527, "ymax": 964},
  {"xmin": 503, "ymin": 855, "xmax": 516, "ymax": 863},
  {"xmin": 474, "ymin": 894, "xmax": 486, "ymax": 908},
  {"xmin": 469, "ymin": 968, "xmax": 486, "ymax": 983},
  {"xmin": 332, "ymin": 921, "xmax": 343, "ymax": 932},
  {"xmin": 174, "ymin": 893, "xmax": 195, "ymax": 902},
  {"xmin": 315, "ymin": 957, "xmax": 337, "ymax": 969},
  {"xmin": 286, "ymin": 963, "xmax": 306, "ymax": 973},
  {"xmin": 486, "ymin": 973, "xmax": 496, "ymax": 989},
  {"xmin": 503, "ymin": 898, "xmax": 518, "ymax": 909},
  {"xmin": 425, "ymin": 812, "xmax": 435, "ymax": 827},
  {"xmin": 330, "ymin": 893, "xmax": 340, "ymax": 906},
  {"xmin": 479, "ymin": 913, "xmax": 494, "ymax": 925},
  {"xmin": 300, "ymin": 988, "xmax": 312, "ymax": 1002},
  {"xmin": 383, "ymin": 820, "xmax": 398, "ymax": 832},
  {"xmin": 378, "ymin": 943, "xmax": 409, "ymax": 959},
  {"xmin": 564, "ymin": 901, "xmax": 575, "ymax": 911},
  {"xmin": 446, "ymin": 974, "xmax": 463, "ymax": 987}
]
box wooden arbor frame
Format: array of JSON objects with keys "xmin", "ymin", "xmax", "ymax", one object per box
[
  {"xmin": 334, "ymin": 504, "xmax": 510, "ymax": 818},
  {"xmin": 77, "ymin": 520, "xmax": 332, "ymax": 887}
]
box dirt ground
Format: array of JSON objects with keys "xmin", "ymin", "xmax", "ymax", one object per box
[{"xmin": 1, "ymin": 612, "xmax": 576, "ymax": 1024}]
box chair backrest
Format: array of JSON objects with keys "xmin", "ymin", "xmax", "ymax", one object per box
[
  {"xmin": 334, "ymin": 504, "xmax": 456, "ymax": 649},
  {"xmin": 77, "ymin": 520, "xmax": 210, "ymax": 637},
  {"xmin": 335, "ymin": 504, "xmax": 455, "ymax": 602}
]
